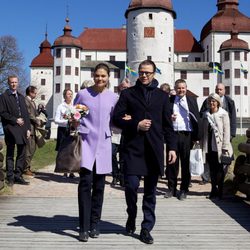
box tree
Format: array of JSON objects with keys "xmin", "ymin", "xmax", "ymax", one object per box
[{"xmin": 0, "ymin": 35, "xmax": 28, "ymax": 94}]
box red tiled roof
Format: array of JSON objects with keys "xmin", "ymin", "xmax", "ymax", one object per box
[
  {"xmin": 174, "ymin": 30, "xmax": 203, "ymax": 53},
  {"xmin": 30, "ymin": 39, "xmax": 54, "ymax": 67},
  {"xmin": 219, "ymin": 31, "xmax": 249, "ymax": 51},
  {"xmin": 125, "ymin": 0, "xmax": 176, "ymax": 18},
  {"xmin": 200, "ymin": 0, "xmax": 250, "ymax": 41},
  {"xmin": 78, "ymin": 28, "xmax": 202, "ymax": 53},
  {"xmin": 78, "ymin": 28, "xmax": 127, "ymax": 51}
]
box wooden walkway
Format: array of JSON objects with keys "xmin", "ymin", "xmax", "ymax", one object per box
[{"xmin": 0, "ymin": 195, "xmax": 250, "ymax": 249}]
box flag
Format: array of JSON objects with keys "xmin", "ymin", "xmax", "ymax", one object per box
[
  {"xmin": 156, "ymin": 67, "xmax": 162, "ymax": 74},
  {"xmin": 241, "ymin": 63, "xmax": 248, "ymax": 73},
  {"xmin": 125, "ymin": 65, "xmax": 138, "ymax": 76},
  {"xmin": 213, "ymin": 62, "xmax": 224, "ymax": 74}
]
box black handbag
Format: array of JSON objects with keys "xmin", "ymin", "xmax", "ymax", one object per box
[
  {"xmin": 54, "ymin": 132, "xmax": 81, "ymax": 173},
  {"xmin": 220, "ymin": 153, "xmax": 232, "ymax": 165}
]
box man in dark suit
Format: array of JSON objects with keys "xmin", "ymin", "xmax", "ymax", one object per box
[
  {"xmin": 24, "ymin": 86, "xmax": 40, "ymax": 176},
  {"xmin": 164, "ymin": 79, "xmax": 201, "ymax": 201},
  {"xmin": 0, "ymin": 75, "xmax": 31, "ymax": 186},
  {"xmin": 113, "ymin": 60, "xmax": 177, "ymax": 244}
]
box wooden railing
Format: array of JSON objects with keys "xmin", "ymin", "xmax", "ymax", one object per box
[{"xmin": 233, "ymin": 128, "xmax": 250, "ymax": 199}]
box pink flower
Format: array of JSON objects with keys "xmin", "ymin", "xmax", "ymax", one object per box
[{"xmin": 73, "ymin": 111, "xmax": 81, "ymax": 120}]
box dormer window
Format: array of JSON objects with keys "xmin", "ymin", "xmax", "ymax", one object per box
[{"xmin": 149, "ymin": 14, "xmax": 153, "ymax": 20}]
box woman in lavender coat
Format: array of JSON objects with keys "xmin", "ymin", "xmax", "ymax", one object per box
[{"xmin": 73, "ymin": 63, "xmax": 118, "ymax": 242}]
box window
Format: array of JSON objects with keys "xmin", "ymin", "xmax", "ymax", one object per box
[
  {"xmin": 203, "ymin": 71, "xmax": 209, "ymax": 80},
  {"xmin": 56, "ymin": 66, "xmax": 61, "ymax": 75},
  {"xmin": 206, "ymin": 45, "xmax": 209, "ymax": 61},
  {"xmin": 149, "ymin": 13, "xmax": 153, "ymax": 20},
  {"xmin": 75, "ymin": 84, "xmax": 79, "ymax": 93},
  {"xmin": 234, "ymin": 69, "xmax": 240, "ymax": 78},
  {"xmin": 55, "ymin": 84, "xmax": 60, "ymax": 93},
  {"xmin": 109, "ymin": 56, "xmax": 116, "ymax": 61},
  {"xmin": 225, "ymin": 86, "xmax": 230, "ymax": 95},
  {"xmin": 65, "ymin": 83, "xmax": 71, "ymax": 90},
  {"xmin": 65, "ymin": 66, "xmax": 71, "ymax": 75},
  {"xmin": 203, "ymin": 87, "xmax": 209, "ymax": 96},
  {"xmin": 244, "ymin": 52, "xmax": 247, "ymax": 61},
  {"xmin": 225, "ymin": 69, "xmax": 230, "ymax": 79},
  {"xmin": 75, "ymin": 49, "xmax": 79, "ymax": 59},
  {"xmin": 195, "ymin": 57, "xmax": 201, "ymax": 62},
  {"xmin": 244, "ymin": 86, "xmax": 248, "ymax": 95},
  {"xmin": 56, "ymin": 49, "xmax": 61, "ymax": 58},
  {"xmin": 85, "ymin": 55, "xmax": 91, "ymax": 61},
  {"xmin": 41, "ymin": 79, "xmax": 46, "ymax": 85},
  {"xmin": 91, "ymin": 68, "xmax": 94, "ymax": 77},
  {"xmin": 144, "ymin": 27, "xmax": 155, "ymax": 38},
  {"xmin": 114, "ymin": 69, "xmax": 120, "ymax": 78},
  {"xmin": 66, "ymin": 48, "xmax": 71, "ymax": 58},
  {"xmin": 169, "ymin": 47, "xmax": 171, "ymax": 52},
  {"xmin": 224, "ymin": 52, "xmax": 230, "ymax": 61},
  {"xmin": 169, "ymin": 58, "xmax": 171, "ymax": 62},
  {"xmin": 114, "ymin": 86, "xmax": 118, "ymax": 93},
  {"xmin": 180, "ymin": 71, "xmax": 187, "ymax": 79},
  {"xmin": 75, "ymin": 67, "xmax": 79, "ymax": 76},
  {"xmin": 244, "ymin": 71, "xmax": 247, "ymax": 79},
  {"xmin": 235, "ymin": 86, "xmax": 240, "ymax": 95},
  {"xmin": 147, "ymin": 56, "xmax": 152, "ymax": 60},
  {"xmin": 181, "ymin": 57, "xmax": 188, "ymax": 62},
  {"xmin": 234, "ymin": 51, "xmax": 240, "ymax": 61},
  {"xmin": 41, "ymin": 95, "xmax": 45, "ymax": 101}
]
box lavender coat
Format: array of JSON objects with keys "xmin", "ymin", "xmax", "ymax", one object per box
[{"xmin": 74, "ymin": 87, "xmax": 118, "ymax": 174}]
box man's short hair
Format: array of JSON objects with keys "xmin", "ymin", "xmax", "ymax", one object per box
[
  {"xmin": 138, "ymin": 60, "xmax": 156, "ymax": 73},
  {"xmin": 26, "ymin": 86, "xmax": 37, "ymax": 95}
]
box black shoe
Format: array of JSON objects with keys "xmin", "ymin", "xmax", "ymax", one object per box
[
  {"xmin": 69, "ymin": 173, "xmax": 75, "ymax": 178},
  {"xmin": 125, "ymin": 218, "xmax": 136, "ymax": 235},
  {"xmin": 199, "ymin": 180, "xmax": 208, "ymax": 185},
  {"xmin": 89, "ymin": 228, "xmax": 100, "ymax": 238},
  {"xmin": 79, "ymin": 231, "xmax": 89, "ymax": 242},
  {"xmin": 15, "ymin": 177, "xmax": 30, "ymax": 185},
  {"xmin": 140, "ymin": 228, "xmax": 154, "ymax": 244},
  {"xmin": 111, "ymin": 178, "xmax": 119, "ymax": 187},
  {"xmin": 178, "ymin": 190, "xmax": 187, "ymax": 201},
  {"xmin": 164, "ymin": 190, "xmax": 176, "ymax": 198}
]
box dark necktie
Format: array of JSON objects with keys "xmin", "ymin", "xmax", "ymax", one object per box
[{"xmin": 13, "ymin": 93, "xmax": 21, "ymax": 116}]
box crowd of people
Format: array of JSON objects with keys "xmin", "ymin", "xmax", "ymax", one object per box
[{"xmin": 0, "ymin": 60, "xmax": 236, "ymax": 245}]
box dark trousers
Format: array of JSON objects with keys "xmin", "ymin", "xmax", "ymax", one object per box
[
  {"xmin": 24, "ymin": 135, "xmax": 36, "ymax": 171},
  {"xmin": 124, "ymin": 174, "xmax": 159, "ymax": 232},
  {"xmin": 78, "ymin": 166, "xmax": 106, "ymax": 232},
  {"xmin": 6, "ymin": 143, "xmax": 26, "ymax": 181},
  {"xmin": 167, "ymin": 132, "xmax": 191, "ymax": 192},
  {"xmin": 112, "ymin": 143, "xmax": 119, "ymax": 178},
  {"xmin": 207, "ymin": 151, "xmax": 225, "ymax": 197}
]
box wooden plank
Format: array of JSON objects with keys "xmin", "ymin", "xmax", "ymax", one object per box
[{"xmin": 0, "ymin": 196, "xmax": 249, "ymax": 249}]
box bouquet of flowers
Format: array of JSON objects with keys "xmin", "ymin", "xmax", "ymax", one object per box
[{"xmin": 63, "ymin": 104, "xmax": 89, "ymax": 122}]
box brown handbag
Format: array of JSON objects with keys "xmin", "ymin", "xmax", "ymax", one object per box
[{"xmin": 54, "ymin": 132, "xmax": 81, "ymax": 173}]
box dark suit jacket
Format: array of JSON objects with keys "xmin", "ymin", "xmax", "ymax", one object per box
[
  {"xmin": 25, "ymin": 96, "xmax": 40, "ymax": 135},
  {"xmin": 0, "ymin": 89, "xmax": 31, "ymax": 144},
  {"xmin": 170, "ymin": 95, "xmax": 201, "ymax": 142},
  {"xmin": 200, "ymin": 95, "xmax": 236, "ymax": 137},
  {"xmin": 113, "ymin": 80, "xmax": 177, "ymax": 176}
]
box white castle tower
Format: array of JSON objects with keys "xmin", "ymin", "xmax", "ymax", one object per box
[
  {"xmin": 219, "ymin": 29, "xmax": 249, "ymax": 119},
  {"xmin": 125, "ymin": 0, "xmax": 176, "ymax": 84},
  {"xmin": 52, "ymin": 18, "xmax": 82, "ymax": 117}
]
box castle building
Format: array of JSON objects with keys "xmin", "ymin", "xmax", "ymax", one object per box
[{"xmin": 30, "ymin": 0, "xmax": 250, "ymax": 137}]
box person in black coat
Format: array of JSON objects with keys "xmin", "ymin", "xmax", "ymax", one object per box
[
  {"xmin": 0, "ymin": 75, "xmax": 31, "ymax": 186},
  {"xmin": 164, "ymin": 79, "xmax": 201, "ymax": 201},
  {"xmin": 113, "ymin": 60, "xmax": 177, "ymax": 244}
]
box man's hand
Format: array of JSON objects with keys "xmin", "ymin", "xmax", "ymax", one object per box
[
  {"xmin": 122, "ymin": 114, "xmax": 132, "ymax": 120},
  {"xmin": 138, "ymin": 119, "xmax": 152, "ymax": 131},
  {"xmin": 168, "ymin": 150, "xmax": 177, "ymax": 164},
  {"xmin": 27, "ymin": 130, "xmax": 31, "ymax": 139},
  {"xmin": 17, "ymin": 118, "xmax": 24, "ymax": 126}
]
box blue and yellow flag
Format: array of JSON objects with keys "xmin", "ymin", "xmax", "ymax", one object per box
[
  {"xmin": 125, "ymin": 65, "xmax": 138, "ymax": 76},
  {"xmin": 241, "ymin": 63, "xmax": 248, "ymax": 73},
  {"xmin": 213, "ymin": 63, "xmax": 224, "ymax": 74}
]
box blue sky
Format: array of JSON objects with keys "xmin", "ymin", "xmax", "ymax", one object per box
[{"xmin": 0, "ymin": 0, "xmax": 249, "ymax": 73}]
